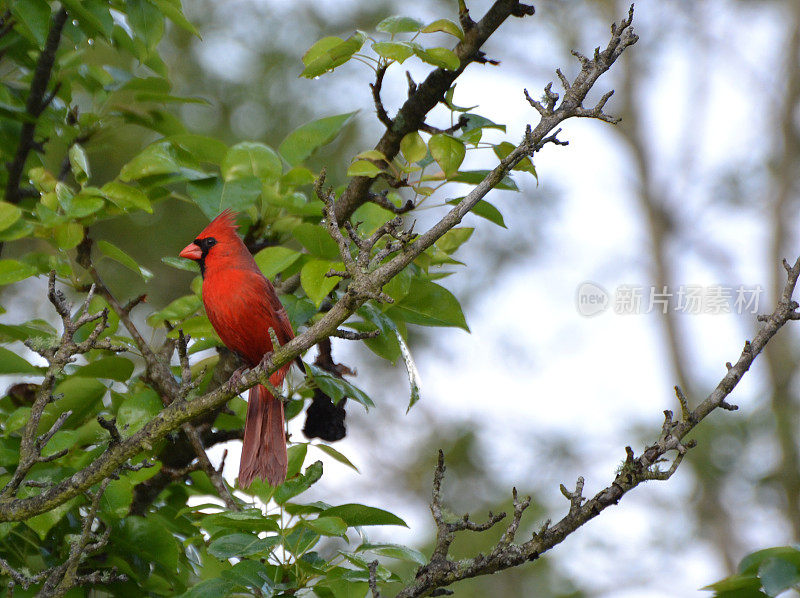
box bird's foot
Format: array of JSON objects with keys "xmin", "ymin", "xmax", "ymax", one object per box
[
  {"xmin": 258, "ymin": 351, "xmax": 274, "ymax": 371},
  {"xmin": 226, "ymin": 366, "xmax": 247, "ymax": 391}
]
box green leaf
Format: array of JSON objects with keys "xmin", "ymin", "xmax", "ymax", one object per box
[
  {"xmin": 38, "ymin": 378, "xmax": 106, "ymax": 432},
  {"xmin": 26, "ymin": 495, "xmax": 80, "ymax": 540},
  {"xmin": 53, "ymin": 222, "xmax": 84, "ymax": 249},
  {"xmin": 436, "ymin": 227, "xmax": 473, "ymax": 254},
  {"xmin": 493, "ymin": 141, "xmax": 537, "ymax": 177},
  {"xmin": 414, "ymin": 46, "xmax": 460, "ymax": 70},
  {"xmin": 120, "ymin": 142, "xmax": 181, "ymax": 181},
  {"xmin": 102, "ymin": 477, "xmax": 134, "ymax": 519},
  {"xmin": 187, "ymin": 176, "xmax": 262, "ymax": 220},
  {"xmin": 161, "ymin": 256, "xmax": 198, "ymax": 272},
  {"xmin": 301, "ymin": 31, "xmax": 366, "ymax": 78},
  {"xmin": 75, "ymin": 357, "xmax": 135, "ymax": 382},
  {"xmin": 421, "ymin": 18, "xmax": 464, "ymax": 40},
  {"xmin": 371, "ymin": 41, "xmax": 414, "ymax": 63},
  {"xmin": 0, "ymin": 260, "xmax": 36, "ymax": 285},
  {"xmin": 254, "ymin": 246, "xmax": 303, "ymax": 280},
  {"xmin": 101, "ymin": 181, "xmax": 153, "ymax": 213},
  {"xmin": 11, "ymin": 0, "xmax": 51, "ymax": 48},
  {"xmin": 114, "ymin": 516, "xmax": 180, "ymax": 573},
  {"xmin": 280, "ymin": 294, "xmax": 318, "ymax": 329},
  {"xmin": 447, "ymin": 197, "xmax": 506, "ymax": 228},
  {"xmin": 6, "ymin": 407, "xmax": 31, "ymax": 432},
  {"xmin": 301, "ymin": 259, "xmax": 342, "ymax": 307},
  {"xmin": 220, "ymin": 560, "xmax": 274, "ymax": 592},
  {"xmin": 178, "ymin": 578, "xmax": 235, "ymax": 598},
  {"xmin": 306, "ymin": 363, "xmax": 374, "ymax": 409},
  {"xmin": 165, "ymin": 134, "xmax": 228, "ymax": 164},
  {"xmin": 273, "ymin": 460, "xmax": 324, "ymax": 504},
  {"xmin": 0, "ymin": 200, "xmax": 27, "ymax": 234},
  {"xmin": 314, "ymin": 443, "xmax": 359, "ymax": 472},
  {"xmin": 127, "ymin": 0, "xmax": 164, "ymax": 50},
  {"xmin": 391, "ymin": 279, "xmax": 468, "ymax": 330},
  {"xmin": 740, "ymin": 548, "xmax": 800, "ymax": 575},
  {"xmin": 281, "ymin": 166, "xmax": 316, "ymax": 187},
  {"xmin": 0, "ymin": 218, "xmax": 34, "ymax": 242},
  {"xmin": 462, "ymin": 113, "xmax": 506, "ymax": 134},
  {"xmin": 61, "ymin": 0, "xmax": 113, "ymax": 39},
  {"xmin": 292, "ymin": 222, "xmax": 340, "ymax": 260},
  {"xmin": 346, "ymin": 160, "xmax": 382, "ymax": 178},
  {"xmin": 117, "ymin": 389, "xmax": 163, "ymax": 435},
  {"xmin": 200, "ymin": 509, "xmax": 280, "ymax": 536},
  {"xmin": 208, "ymin": 532, "xmax": 279, "ymax": 559},
  {"xmin": 146, "ymin": 293, "xmax": 203, "ymax": 326},
  {"xmin": 221, "ymin": 142, "xmax": 282, "ymax": 182},
  {"xmin": 429, "ymin": 134, "xmax": 465, "ymax": 176},
  {"xmin": 0, "ymin": 319, "xmax": 57, "ymax": 343},
  {"xmin": 358, "ymin": 304, "xmax": 401, "ymax": 362},
  {"xmin": 287, "ymin": 443, "xmax": 308, "ymax": 478},
  {"xmin": 302, "ymin": 36, "xmax": 343, "ymax": 64},
  {"xmin": 0, "ymin": 347, "xmax": 39, "ymax": 375},
  {"xmin": 149, "ymin": 0, "xmax": 200, "ymax": 37},
  {"xmin": 400, "ymin": 131, "xmax": 427, "ymax": 163},
  {"xmin": 97, "ymin": 240, "xmax": 153, "ymax": 281},
  {"xmin": 67, "ymin": 193, "xmax": 105, "ymax": 218},
  {"xmin": 321, "ymin": 503, "xmax": 407, "ymax": 527},
  {"xmin": 304, "ymin": 516, "xmax": 348, "ymax": 536},
  {"xmin": 702, "ymin": 576, "xmax": 764, "ymax": 595},
  {"xmin": 759, "ymin": 557, "xmax": 800, "ymax": 597},
  {"xmin": 69, "ymin": 144, "xmax": 91, "ymax": 185},
  {"xmin": 279, "ymin": 112, "xmax": 356, "ymax": 166},
  {"xmin": 356, "ymin": 542, "xmax": 427, "ymax": 565},
  {"xmin": 376, "ymin": 15, "xmax": 422, "ymax": 34}
]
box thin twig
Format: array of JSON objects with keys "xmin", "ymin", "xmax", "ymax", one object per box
[{"xmin": 5, "ymin": 8, "xmax": 68, "ymax": 206}]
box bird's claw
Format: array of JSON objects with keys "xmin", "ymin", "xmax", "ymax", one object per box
[
  {"xmin": 226, "ymin": 366, "xmax": 247, "ymax": 391},
  {"xmin": 258, "ymin": 351, "xmax": 274, "ymax": 370}
]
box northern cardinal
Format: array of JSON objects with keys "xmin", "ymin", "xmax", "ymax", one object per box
[{"xmin": 179, "ymin": 210, "xmax": 294, "ymax": 487}]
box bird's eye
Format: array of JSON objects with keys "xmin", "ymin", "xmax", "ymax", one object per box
[{"xmin": 195, "ymin": 237, "xmax": 217, "ymax": 251}]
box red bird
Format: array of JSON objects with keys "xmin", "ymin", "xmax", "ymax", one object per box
[{"xmin": 179, "ymin": 210, "xmax": 294, "ymax": 487}]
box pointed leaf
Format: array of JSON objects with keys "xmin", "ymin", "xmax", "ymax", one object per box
[
  {"xmin": 429, "ymin": 134, "xmax": 465, "ymax": 176},
  {"xmin": 222, "ymin": 142, "xmax": 282, "ymax": 182},
  {"xmin": 301, "ymin": 259, "xmax": 342, "ymax": 307},
  {"xmin": 421, "ymin": 19, "xmax": 464, "ymax": 40},
  {"xmin": 187, "ymin": 176, "xmax": 261, "ymax": 220},
  {"xmin": 301, "ymin": 32, "xmax": 366, "ymax": 78},
  {"xmin": 254, "ymin": 246, "xmax": 303, "ymax": 279},
  {"xmin": 390, "ymin": 279, "xmax": 468, "ymax": 330},
  {"xmin": 400, "ymin": 132, "xmax": 427, "ymax": 163},
  {"xmin": 279, "ymin": 112, "xmax": 356, "ymax": 166},
  {"xmin": 346, "ymin": 160, "xmax": 382, "ymax": 178},
  {"xmin": 376, "ymin": 16, "xmax": 422, "ymax": 34},
  {"xmin": 321, "ymin": 503, "xmax": 407, "ymax": 527},
  {"xmin": 0, "ymin": 260, "xmax": 37, "ymax": 285},
  {"xmin": 101, "ymin": 181, "xmax": 153, "ymax": 213},
  {"xmin": 371, "ymin": 41, "xmax": 414, "ymax": 63},
  {"xmin": 97, "ymin": 240, "xmax": 153, "ymax": 281}
]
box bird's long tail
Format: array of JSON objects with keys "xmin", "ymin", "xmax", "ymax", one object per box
[{"xmin": 239, "ymin": 382, "xmax": 287, "ymax": 487}]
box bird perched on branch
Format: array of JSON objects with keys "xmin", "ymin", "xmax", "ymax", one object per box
[{"xmin": 179, "ymin": 210, "xmax": 294, "ymax": 487}]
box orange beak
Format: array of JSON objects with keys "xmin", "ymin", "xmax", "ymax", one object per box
[{"xmin": 179, "ymin": 242, "xmax": 202, "ymax": 260}]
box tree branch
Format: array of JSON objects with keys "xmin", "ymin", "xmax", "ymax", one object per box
[
  {"xmin": 393, "ymin": 256, "xmax": 800, "ymax": 597},
  {"xmin": 334, "ymin": 0, "xmax": 536, "ymax": 222},
  {"xmin": 4, "ymin": 8, "xmax": 68, "ymax": 206}
]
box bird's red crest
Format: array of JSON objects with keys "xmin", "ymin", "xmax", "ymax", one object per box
[{"xmin": 197, "ymin": 209, "xmax": 239, "ymax": 240}]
